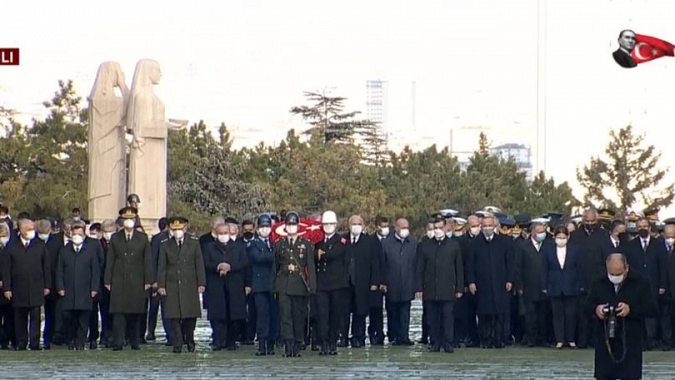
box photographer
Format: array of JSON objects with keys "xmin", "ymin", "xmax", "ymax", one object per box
[{"xmin": 587, "ymin": 253, "xmax": 657, "ymax": 380}]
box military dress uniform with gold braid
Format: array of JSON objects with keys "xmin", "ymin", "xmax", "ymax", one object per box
[{"xmin": 274, "ymin": 234, "xmax": 316, "ymax": 357}]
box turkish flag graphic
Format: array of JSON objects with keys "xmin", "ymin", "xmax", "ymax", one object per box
[
  {"xmin": 271, "ymin": 218, "xmax": 325, "ymax": 245},
  {"xmin": 631, "ymin": 34, "xmax": 675, "ymax": 64}
]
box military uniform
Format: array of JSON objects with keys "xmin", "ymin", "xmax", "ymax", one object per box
[
  {"xmin": 157, "ymin": 217, "xmax": 206, "ymax": 353},
  {"xmin": 274, "ymin": 212, "xmax": 316, "ymax": 357},
  {"xmin": 103, "ymin": 207, "xmax": 152, "ymax": 351}
]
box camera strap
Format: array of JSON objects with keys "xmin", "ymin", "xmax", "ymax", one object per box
[{"xmin": 603, "ymin": 321, "xmax": 627, "ymax": 363}]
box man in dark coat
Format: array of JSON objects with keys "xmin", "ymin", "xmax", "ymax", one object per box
[
  {"xmin": 146, "ymin": 217, "xmax": 169, "ymax": 343},
  {"xmin": 274, "ymin": 211, "xmax": 316, "ymax": 357},
  {"xmin": 569, "ymin": 208, "xmax": 608, "ymax": 349},
  {"xmin": 516, "ymin": 221, "xmax": 551, "ymax": 347},
  {"xmin": 416, "ymin": 216, "xmax": 464, "ymax": 353},
  {"xmin": 56, "ymin": 223, "xmax": 100, "ymax": 350},
  {"xmin": 199, "ymin": 216, "xmax": 223, "ymax": 345},
  {"xmin": 623, "ymin": 217, "xmax": 667, "ymax": 350},
  {"xmin": 456, "ymin": 214, "xmax": 481, "ymax": 347},
  {"xmin": 157, "ymin": 217, "xmax": 206, "ymax": 353},
  {"xmin": 0, "ymin": 224, "xmax": 15, "ymax": 349},
  {"xmin": 104, "ymin": 207, "xmax": 152, "ymax": 351},
  {"xmin": 588, "ymin": 253, "xmax": 657, "ymax": 380},
  {"xmin": 380, "ymin": 217, "xmax": 417, "ymax": 346},
  {"xmin": 2, "ymin": 218, "xmax": 51, "ymax": 350},
  {"xmin": 466, "ymin": 215, "xmax": 515, "ymax": 348},
  {"xmin": 203, "ymin": 222, "xmax": 248, "ymax": 351},
  {"xmin": 315, "ymin": 211, "xmax": 348, "ymax": 355},
  {"xmin": 247, "ymin": 214, "xmax": 279, "ymax": 356},
  {"xmin": 661, "ymin": 221, "xmax": 675, "ymax": 350},
  {"xmin": 44, "ymin": 217, "xmax": 72, "ymax": 348},
  {"xmin": 613, "ymin": 29, "xmax": 637, "ymax": 69},
  {"xmin": 367, "ymin": 216, "xmax": 389, "ymax": 346},
  {"xmin": 343, "ymin": 215, "xmax": 381, "ymax": 348},
  {"xmin": 96, "ymin": 219, "xmax": 116, "ymax": 347}
]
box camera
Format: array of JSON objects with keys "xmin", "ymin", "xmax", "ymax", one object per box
[{"xmin": 603, "ymin": 305, "xmax": 617, "ymax": 338}]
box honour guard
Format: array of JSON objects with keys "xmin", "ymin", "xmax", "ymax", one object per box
[
  {"xmin": 274, "ymin": 211, "xmax": 316, "ymax": 357},
  {"xmin": 157, "ymin": 217, "xmax": 206, "ymax": 353}
]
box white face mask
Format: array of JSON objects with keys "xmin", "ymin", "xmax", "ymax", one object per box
[
  {"xmin": 0, "ymin": 237, "xmax": 9, "ymax": 246},
  {"xmin": 173, "ymin": 230, "xmax": 185, "ymax": 240},
  {"xmin": 38, "ymin": 233, "xmax": 50, "ymax": 241},
  {"xmin": 103, "ymin": 232, "xmax": 113, "ymax": 241},
  {"xmin": 470, "ymin": 227, "xmax": 481, "ymax": 236},
  {"xmin": 666, "ymin": 238, "xmax": 675, "ymax": 246},
  {"xmin": 217, "ymin": 234, "xmax": 230, "ymax": 243},
  {"xmin": 398, "ymin": 229, "xmax": 410, "ymax": 239},
  {"xmin": 71, "ymin": 234, "xmax": 85, "ymax": 245},
  {"xmin": 258, "ymin": 227, "xmax": 271, "ymax": 238},
  {"xmin": 286, "ymin": 225, "xmax": 298, "ymax": 235},
  {"xmin": 23, "ymin": 230, "xmax": 36, "ymax": 240},
  {"xmin": 555, "ymin": 237, "xmax": 568, "ymax": 247},
  {"xmin": 379, "ymin": 227, "xmax": 389, "ymax": 237},
  {"xmin": 535, "ymin": 232, "xmax": 547, "ymax": 242},
  {"xmin": 323, "ymin": 224, "xmax": 336, "ymax": 235},
  {"xmin": 426, "ymin": 230, "xmax": 434, "ymax": 239},
  {"xmin": 608, "ymin": 274, "xmax": 625, "ymax": 285},
  {"xmin": 434, "ymin": 228, "xmax": 445, "ymax": 239},
  {"xmin": 350, "ymin": 225, "xmax": 363, "ymax": 236},
  {"xmin": 482, "ymin": 227, "xmax": 495, "ymax": 238},
  {"xmin": 123, "ymin": 219, "xmax": 135, "ymax": 229},
  {"xmin": 454, "ymin": 231, "xmax": 464, "ymax": 237}
]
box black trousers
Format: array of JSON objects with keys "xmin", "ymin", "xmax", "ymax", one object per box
[
  {"xmin": 577, "ymin": 292, "xmax": 593, "ymax": 347},
  {"xmin": 254, "ymin": 292, "xmax": 279, "ymax": 342},
  {"xmin": 65, "ymin": 310, "xmax": 90, "ymax": 348},
  {"xmin": 243, "ymin": 294, "xmax": 257, "ymax": 342},
  {"xmin": 317, "ymin": 288, "xmax": 347, "ymax": 344},
  {"xmin": 139, "ymin": 297, "xmax": 149, "ymax": 341},
  {"xmin": 168, "ymin": 318, "xmax": 196, "ymax": 349},
  {"xmin": 14, "ymin": 306, "xmax": 40, "ymax": 349},
  {"xmin": 660, "ymin": 298, "xmax": 673, "ymax": 346},
  {"xmin": 550, "ymin": 296, "xmax": 578, "ymax": 343},
  {"xmin": 211, "ymin": 319, "xmax": 227, "ymax": 347},
  {"xmin": 0, "ymin": 304, "xmax": 15, "ymax": 347},
  {"xmin": 421, "ymin": 301, "xmax": 429, "ymax": 341},
  {"xmin": 523, "ymin": 299, "xmax": 549, "ymax": 345},
  {"xmin": 113, "ymin": 313, "xmax": 141, "ymax": 348},
  {"xmin": 455, "ymin": 292, "xmax": 479, "ymax": 344},
  {"xmin": 478, "ymin": 313, "xmax": 504, "ymax": 345},
  {"xmin": 346, "ymin": 288, "xmax": 366, "ymax": 342},
  {"xmin": 428, "ymin": 300, "xmax": 454, "ymax": 346},
  {"xmin": 89, "ymin": 293, "xmax": 111, "ymax": 343},
  {"xmin": 147, "ymin": 293, "xmax": 169, "ymax": 339},
  {"xmin": 387, "ymin": 300, "xmax": 411, "ymax": 343},
  {"xmin": 367, "ymin": 307, "xmax": 384, "ymax": 342},
  {"xmin": 43, "ymin": 296, "xmax": 62, "ymax": 345},
  {"xmin": 278, "ymin": 293, "xmax": 307, "ymax": 342}
]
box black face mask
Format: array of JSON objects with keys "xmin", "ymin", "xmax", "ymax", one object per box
[
  {"xmin": 638, "ymin": 229, "xmax": 650, "ymax": 239},
  {"xmin": 243, "ymin": 232, "xmax": 254, "ymax": 240},
  {"xmin": 584, "ymin": 223, "xmax": 597, "ymax": 231}
]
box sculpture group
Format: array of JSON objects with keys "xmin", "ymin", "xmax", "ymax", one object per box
[{"xmin": 87, "ymin": 59, "xmax": 187, "ymax": 234}]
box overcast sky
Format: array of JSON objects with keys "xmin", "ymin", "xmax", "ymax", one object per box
[{"xmin": 2, "ymin": 0, "xmax": 675, "ymax": 216}]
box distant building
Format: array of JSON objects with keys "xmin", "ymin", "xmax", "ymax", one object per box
[
  {"xmin": 365, "ymin": 80, "xmax": 388, "ymax": 129},
  {"xmin": 489, "ymin": 143, "xmax": 534, "ymax": 181}
]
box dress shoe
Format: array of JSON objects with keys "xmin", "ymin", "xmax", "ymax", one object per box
[
  {"xmin": 112, "ymin": 346, "xmax": 123, "ymax": 351},
  {"xmin": 131, "ymin": 346, "xmax": 140, "ymax": 350},
  {"xmin": 337, "ymin": 339, "xmax": 347, "ymax": 348},
  {"xmin": 429, "ymin": 344, "xmax": 441, "ymax": 352},
  {"xmin": 319, "ymin": 342, "xmax": 329, "ymax": 355},
  {"xmin": 417, "ymin": 338, "xmax": 428, "ymax": 345},
  {"xmin": 328, "ymin": 342, "xmax": 337, "ymax": 355},
  {"xmin": 266, "ymin": 340, "xmax": 276, "ymax": 355},
  {"xmin": 164, "ymin": 341, "xmax": 172, "ymax": 347},
  {"xmin": 293, "ymin": 342, "xmax": 302, "ymax": 357},
  {"xmin": 212, "ymin": 344, "xmax": 223, "ymax": 351},
  {"xmin": 283, "ymin": 341, "xmax": 293, "ymax": 357},
  {"xmin": 172, "ymin": 347, "xmax": 182, "ymax": 353},
  {"xmin": 256, "ymin": 341, "xmax": 266, "ymax": 356},
  {"xmin": 90, "ymin": 342, "xmax": 98, "ymax": 350},
  {"xmin": 29, "ymin": 345, "xmax": 41, "ymax": 351},
  {"xmin": 140, "ymin": 338, "xmax": 147, "ymax": 345},
  {"xmin": 443, "ymin": 345, "xmax": 454, "ymax": 353},
  {"xmin": 145, "ymin": 334, "xmax": 156, "ymax": 341},
  {"xmin": 187, "ymin": 342, "xmax": 196, "ymax": 352}
]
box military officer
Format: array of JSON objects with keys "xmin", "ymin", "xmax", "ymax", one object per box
[
  {"xmin": 104, "ymin": 207, "xmax": 152, "ymax": 351},
  {"xmin": 274, "ymin": 211, "xmax": 316, "ymax": 357},
  {"xmin": 157, "ymin": 217, "xmax": 206, "ymax": 353},
  {"xmin": 514, "ymin": 214, "xmax": 531, "ymax": 240}
]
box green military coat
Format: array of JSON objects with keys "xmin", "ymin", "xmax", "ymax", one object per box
[
  {"xmin": 158, "ymin": 234, "xmax": 206, "ymax": 319},
  {"xmin": 274, "ymin": 236, "xmax": 317, "ymax": 296},
  {"xmin": 104, "ymin": 229, "xmax": 152, "ymax": 314}
]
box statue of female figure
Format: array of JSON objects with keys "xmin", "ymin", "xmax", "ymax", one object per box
[
  {"xmin": 126, "ymin": 59, "xmax": 186, "ymax": 229},
  {"xmin": 87, "ymin": 61, "xmax": 129, "ymax": 221}
]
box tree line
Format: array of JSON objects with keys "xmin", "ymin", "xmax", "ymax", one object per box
[{"xmin": 0, "ymin": 81, "xmax": 671, "ymax": 233}]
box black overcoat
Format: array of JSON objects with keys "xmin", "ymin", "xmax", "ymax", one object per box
[
  {"xmin": 56, "ymin": 241, "xmax": 100, "ymax": 311},
  {"xmin": 203, "ymin": 240, "xmax": 248, "ymax": 321},
  {"xmin": 466, "ymin": 234, "xmax": 515, "ymax": 315},
  {"xmin": 104, "ymin": 230, "xmax": 153, "ymax": 314},
  {"xmin": 2, "ymin": 237, "xmax": 51, "ymax": 308}
]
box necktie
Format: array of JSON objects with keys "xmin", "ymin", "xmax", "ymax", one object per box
[
  {"xmin": 265, "ymin": 239, "xmax": 270, "ymax": 250},
  {"xmin": 352, "ymin": 237, "xmax": 356, "ymax": 244},
  {"xmin": 613, "ymin": 240, "xmax": 618, "ymax": 248},
  {"xmin": 126, "ymin": 234, "xmax": 131, "ymax": 241},
  {"xmin": 669, "ymin": 245, "xmax": 673, "ymax": 253},
  {"xmin": 178, "ymin": 239, "xmax": 182, "ymax": 248},
  {"xmin": 75, "ymin": 245, "xmax": 80, "ymax": 253},
  {"xmin": 642, "ymin": 240, "xmax": 647, "ymax": 252}
]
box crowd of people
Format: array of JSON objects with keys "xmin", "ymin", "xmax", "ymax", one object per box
[{"xmin": 0, "ymin": 201, "xmax": 669, "ymax": 363}]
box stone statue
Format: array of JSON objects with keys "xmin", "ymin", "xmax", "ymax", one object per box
[
  {"xmin": 126, "ymin": 59, "xmax": 187, "ymax": 234},
  {"xmin": 87, "ymin": 61, "xmax": 129, "ymax": 222}
]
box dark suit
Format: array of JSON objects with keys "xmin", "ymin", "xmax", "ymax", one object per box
[
  {"xmin": 146, "ymin": 230, "xmax": 169, "ymax": 341},
  {"xmin": 103, "ymin": 229, "xmax": 152, "ymax": 350},
  {"xmin": 2, "ymin": 237, "xmax": 51, "ymax": 350},
  {"xmin": 542, "ymin": 243, "xmax": 583, "ymax": 343},
  {"xmin": 368, "ymin": 233, "xmax": 387, "ymax": 345},
  {"xmin": 0, "ymin": 242, "xmax": 15, "ymax": 348},
  {"xmin": 44, "ymin": 233, "xmax": 67, "ymax": 346},
  {"xmin": 456, "ymin": 233, "xmax": 480, "ymax": 346},
  {"xmin": 624, "ymin": 236, "xmax": 667, "ymax": 347},
  {"xmin": 516, "ymin": 237, "xmax": 550, "ymax": 346},
  {"xmin": 315, "ymin": 233, "xmax": 349, "ymax": 349},
  {"xmin": 613, "ymin": 48, "xmax": 637, "ymax": 68}
]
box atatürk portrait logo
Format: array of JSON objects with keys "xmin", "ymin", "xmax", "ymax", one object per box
[{"xmin": 0, "ymin": 48, "xmax": 20, "ymax": 66}]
